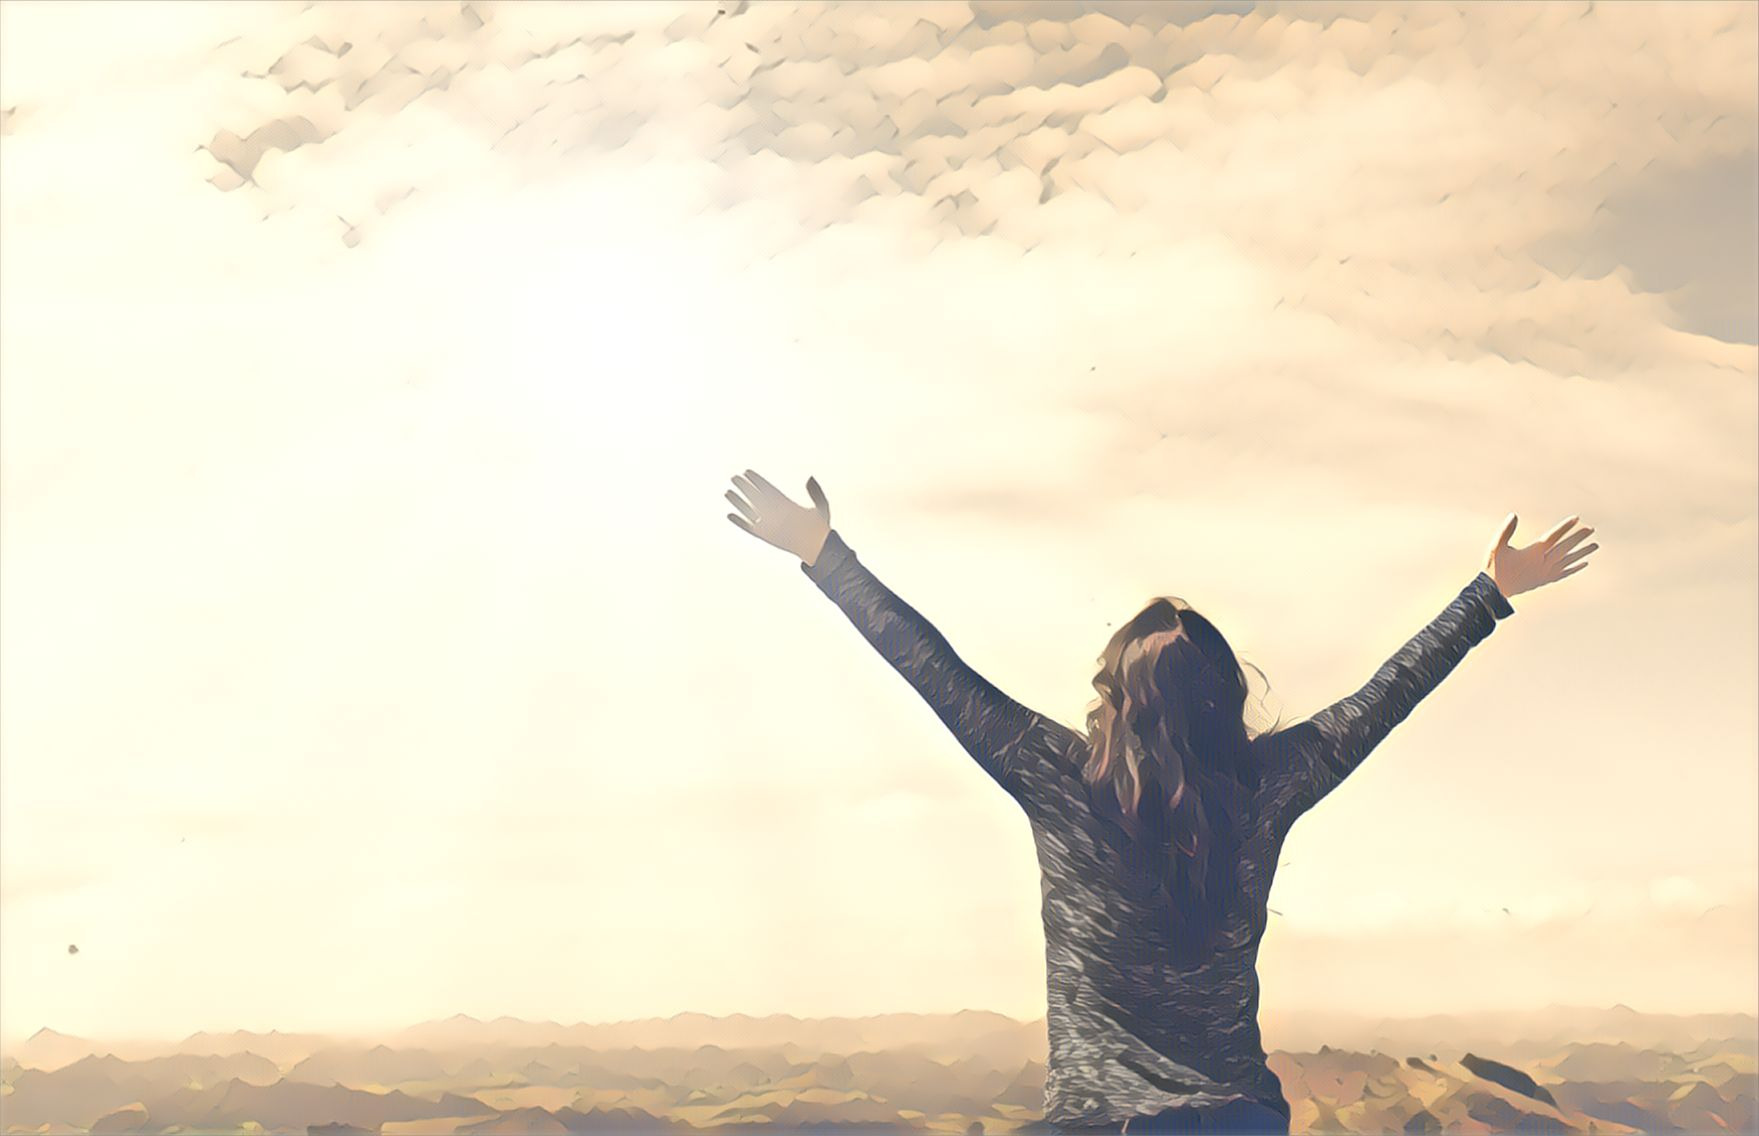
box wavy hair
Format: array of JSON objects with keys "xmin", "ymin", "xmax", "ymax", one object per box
[{"xmin": 1083, "ymin": 595, "xmax": 1280, "ymax": 966}]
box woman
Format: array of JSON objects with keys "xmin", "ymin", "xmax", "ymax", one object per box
[{"xmin": 724, "ymin": 470, "xmax": 1597, "ymax": 1135}]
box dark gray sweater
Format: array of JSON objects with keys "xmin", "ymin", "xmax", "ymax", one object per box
[{"xmin": 801, "ymin": 530, "xmax": 1515, "ymax": 1129}]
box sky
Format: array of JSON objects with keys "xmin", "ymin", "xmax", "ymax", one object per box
[{"xmin": 0, "ymin": 0, "xmax": 1754, "ymax": 1046}]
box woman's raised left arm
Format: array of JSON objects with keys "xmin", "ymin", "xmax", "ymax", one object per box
[{"xmin": 727, "ymin": 471, "xmax": 1046, "ymax": 804}]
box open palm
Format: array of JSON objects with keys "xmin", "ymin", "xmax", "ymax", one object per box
[
  {"xmin": 1486, "ymin": 513, "xmax": 1598, "ymax": 599},
  {"xmin": 726, "ymin": 470, "xmax": 832, "ymax": 566}
]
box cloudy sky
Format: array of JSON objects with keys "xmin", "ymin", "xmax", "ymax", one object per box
[{"xmin": 1, "ymin": 0, "xmax": 1754, "ymax": 1046}]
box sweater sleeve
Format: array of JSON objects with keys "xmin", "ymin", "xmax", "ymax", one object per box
[
  {"xmin": 801, "ymin": 529, "xmax": 1044, "ymax": 805},
  {"xmin": 1281, "ymin": 571, "xmax": 1514, "ymax": 817}
]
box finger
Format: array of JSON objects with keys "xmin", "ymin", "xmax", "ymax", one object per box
[
  {"xmin": 1555, "ymin": 542, "xmax": 1598, "ymax": 570},
  {"xmin": 806, "ymin": 476, "xmax": 830, "ymax": 518},
  {"xmin": 726, "ymin": 489, "xmax": 759, "ymax": 523},
  {"xmin": 1494, "ymin": 513, "xmax": 1518, "ymax": 549},
  {"xmin": 745, "ymin": 469, "xmax": 790, "ymax": 503},
  {"xmin": 1557, "ymin": 559, "xmax": 1589, "ymax": 578},
  {"xmin": 1538, "ymin": 514, "xmax": 1580, "ymax": 548},
  {"xmin": 732, "ymin": 473, "xmax": 766, "ymax": 507},
  {"xmin": 1546, "ymin": 526, "xmax": 1594, "ymax": 559},
  {"xmin": 727, "ymin": 512, "xmax": 755, "ymax": 535}
]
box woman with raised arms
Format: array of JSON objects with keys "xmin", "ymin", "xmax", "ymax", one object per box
[{"xmin": 725, "ymin": 470, "xmax": 1596, "ymax": 1135}]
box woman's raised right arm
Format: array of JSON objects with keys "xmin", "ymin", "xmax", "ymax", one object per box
[
  {"xmin": 726, "ymin": 470, "xmax": 1047, "ymax": 805},
  {"xmin": 794, "ymin": 527, "xmax": 1046, "ymax": 802}
]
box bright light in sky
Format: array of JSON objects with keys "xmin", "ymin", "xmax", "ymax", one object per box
[{"xmin": 1, "ymin": 0, "xmax": 1754, "ymax": 1044}]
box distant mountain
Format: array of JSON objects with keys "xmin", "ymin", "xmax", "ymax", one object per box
[
  {"xmin": 1540, "ymin": 1039, "xmax": 1691, "ymax": 1082},
  {"xmin": 4, "ymin": 1027, "xmax": 332, "ymax": 1072},
  {"xmin": 1547, "ymin": 1080, "xmax": 1679, "ymax": 1133},
  {"xmin": 451, "ymin": 1103, "xmax": 685, "ymax": 1134},
  {"xmin": 176, "ymin": 1028, "xmax": 336, "ymax": 1068},
  {"xmin": 88, "ymin": 1102, "xmax": 151, "ymax": 1135},
  {"xmin": 4, "ymin": 1055, "xmax": 150, "ymax": 1129},
  {"xmin": 1, "ymin": 1047, "xmax": 286, "ymax": 1128},
  {"xmin": 6, "ymin": 1027, "xmax": 106, "ymax": 1072},
  {"xmin": 554, "ymin": 1104, "xmax": 686, "ymax": 1131},
  {"xmin": 131, "ymin": 1076, "xmax": 468, "ymax": 1130},
  {"xmin": 996, "ymin": 1060, "xmax": 1046, "ymax": 1108},
  {"xmin": 438, "ymin": 1091, "xmax": 501, "ymax": 1116},
  {"xmin": 458, "ymin": 1106, "xmax": 572, "ymax": 1135},
  {"xmin": 1666, "ymin": 1077, "xmax": 1752, "ymax": 1132},
  {"xmin": 133, "ymin": 1051, "xmax": 281, "ymax": 1089},
  {"xmin": 389, "ymin": 1010, "xmax": 1033, "ymax": 1059},
  {"xmin": 1460, "ymin": 1052, "xmax": 1558, "ymax": 1106},
  {"xmin": 391, "ymin": 1013, "xmax": 575, "ymax": 1051},
  {"xmin": 453, "ymin": 1055, "xmax": 496, "ymax": 1082},
  {"xmin": 712, "ymin": 1094, "xmax": 911, "ymax": 1128},
  {"xmin": 307, "ymin": 1124, "xmax": 376, "ymax": 1136},
  {"xmin": 286, "ymin": 1043, "xmax": 451, "ymax": 1087},
  {"xmin": 1262, "ymin": 1003, "xmax": 1759, "ymax": 1058}
]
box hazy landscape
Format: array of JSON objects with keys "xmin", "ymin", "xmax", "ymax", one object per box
[{"xmin": 3, "ymin": 1007, "xmax": 1753, "ymax": 1135}]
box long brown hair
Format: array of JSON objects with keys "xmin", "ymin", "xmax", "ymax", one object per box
[{"xmin": 1084, "ymin": 596, "xmax": 1279, "ymax": 966}]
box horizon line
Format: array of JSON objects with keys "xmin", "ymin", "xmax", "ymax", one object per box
[{"xmin": 8, "ymin": 1000, "xmax": 1758, "ymax": 1051}]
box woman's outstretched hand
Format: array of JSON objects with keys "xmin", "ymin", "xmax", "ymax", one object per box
[
  {"xmin": 726, "ymin": 470, "xmax": 832, "ymax": 566},
  {"xmin": 1485, "ymin": 513, "xmax": 1598, "ymax": 600}
]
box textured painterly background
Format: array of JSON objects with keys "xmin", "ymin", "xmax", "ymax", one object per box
[{"xmin": 1, "ymin": 1, "xmax": 1754, "ymax": 1046}]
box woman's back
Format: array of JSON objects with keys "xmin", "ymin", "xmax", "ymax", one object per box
[{"xmin": 1014, "ymin": 720, "xmax": 1298, "ymax": 1130}]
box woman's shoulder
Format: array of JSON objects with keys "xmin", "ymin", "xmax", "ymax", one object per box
[
  {"xmin": 1008, "ymin": 716, "xmax": 1098, "ymax": 810},
  {"xmin": 1033, "ymin": 716, "xmax": 1094, "ymax": 770},
  {"xmin": 1251, "ymin": 720, "xmax": 1322, "ymax": 763},
  {"xmin": 1245, "ymin": 724, "xmax": 1326, "ymax": 826}
]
